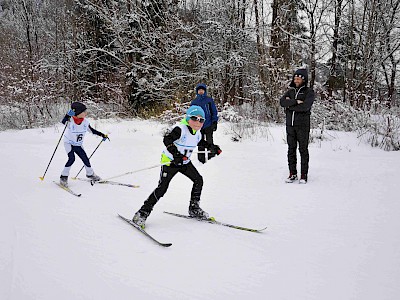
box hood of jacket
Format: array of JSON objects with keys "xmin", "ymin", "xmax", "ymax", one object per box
[
  {"xmin": 195, "ymin": 83, "xmax": 207, "ymax": 97},
  {"xmin": 289, "ymin": 68, "xmax": 308, "ymax": 88}
]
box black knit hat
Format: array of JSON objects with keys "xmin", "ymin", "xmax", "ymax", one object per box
[
  {"xmin": 71, "ymin": 102, "xmax": 87, "ymax": 116},
  {"xmin": 289, "ymin": 68, "xmax": 308, "ymax": 87}
]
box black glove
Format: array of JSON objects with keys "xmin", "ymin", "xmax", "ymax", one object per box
[
  {"xmin": 212, "ymin": 121, "xmax": 218, "ymax": 131},
  {"xmin": 172, "ymin": 152, "xmax": 187, "ymax": 166},
  {"xmin": 209, "ymin": 144, "xmax": 222, "ymax": 157},
  {"xmin": 167, "ymin": 144, "xmax": 187, "ymax": 166},
  {"xmin": 61, "ymin": 114, "xmax": 71, "ymax": 124}
]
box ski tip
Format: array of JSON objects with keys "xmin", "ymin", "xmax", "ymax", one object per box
[
  {"xmin": 118, "ymin": 214, "xmax": 131, "ymax": 221},
  {"xmin": 247, "ymin": 226, "xmax": 267, "ymax": 233},
  {"xmin": 71, "ymin": 177, "xmax": 77, "ymax": 180},
  {"xmin": 39, "ymin": 176, "xmax": 44, "ymax": 181}
]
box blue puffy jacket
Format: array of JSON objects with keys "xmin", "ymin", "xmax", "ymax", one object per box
[{"xmin": 191, "ymin": 83, "xmax": 218, "ymax": 129}]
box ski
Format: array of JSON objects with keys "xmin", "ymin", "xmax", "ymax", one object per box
[
  {"xmin": 93, "ymin": 180, "xmax": 139, "ymax": 188},
  {"xmin": 53, "ymin": 181, "xmax": 82, "ymax": 197},
  {"xmin": 118, "ymin": 214, "xmax": 172, "ymax": 247},
  {"xmin": 73, "ymin": 178, "xmax": 139, "ymax": 188},
  {"xmin": 163, "ymin": 211, "xmax": 267, "ymax": 233}
]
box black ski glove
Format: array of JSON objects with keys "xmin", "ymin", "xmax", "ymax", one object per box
[
  {"xmin": 212, "ymin": 121, "xmax": 218, "ymax": 131},
  {"xmin": 209, "ymin": 144, "xmax": 222, "ymax": 157},
  {"xmin": 172, "ymin": 152, "xmax": 187, "ymax": 166},
  {"xmin": 167, "ymin": 144, "xmax": 187, "ymax": 166}
]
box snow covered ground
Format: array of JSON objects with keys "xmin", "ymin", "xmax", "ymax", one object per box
[{"xmin": 1, "ymin": 118, "xmax": 399, "ymax": 300}]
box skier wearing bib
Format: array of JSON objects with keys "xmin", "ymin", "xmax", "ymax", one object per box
[
  {"xmin": 132, "ymin": 105, "xmax": 222, "ymax": 228},
  {"xmin": 59, "ymin": 102, "xmax": 109, "ymax": 187}
]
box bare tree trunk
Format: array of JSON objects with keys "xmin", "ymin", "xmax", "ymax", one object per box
[
  {"xmin": 309, "ymin": 18, "xmax": 316, "ymax": 89},
  {"xmin": 270, "ymin": 0, "xmax": 292, "ymax": 67},
  {"xmin": 378, "ymin": 0, "xmax": 400, "ymax": 108},
  {"xmin": 328, "ymin": 0, "xmax": 343, "ymax": 97},
  {"xmin": 237, "ymin": 0, "xmax": 246, "ymax": 105},
  {"xmin": 254, "ymin": 0, "xmax": 269, "ymax": 105},
  {"xmin": 21, "ymin": 0, "xmax": 34, "ymax": 80},
  {"xmin": 346, "ymin": 0, "xmax": 356, "ymax": 106}
]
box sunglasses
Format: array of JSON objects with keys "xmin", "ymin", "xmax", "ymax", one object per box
[{"xmin": 189, "ymin": 116, "xmax": 205, "ymax": 123}]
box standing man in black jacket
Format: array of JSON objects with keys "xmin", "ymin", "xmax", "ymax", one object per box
[{"xmin": 280, "ymin": 68, "xmax": 315, "ymax": 184}]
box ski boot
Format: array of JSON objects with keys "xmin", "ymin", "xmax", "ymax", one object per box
[
  {"xmin": 189, "ymin": 202, "xmax": 209, "ymax": 219},
  {"xmin": 132, "ymin": 210, "xmax": 149, "ymax": 229},
  {"xmin": 86, "ymin": 173, "xmax": 101, "ymax": 182},
  {"xmin": 60, "ymin": 175, "xmax": 68, "ymax": 187}
]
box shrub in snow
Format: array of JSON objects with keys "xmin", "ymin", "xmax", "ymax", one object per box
[
  {"xmin": 219, "ymin": 102, "xmax": 271, "ymax": 142},
  {"xmin": 357, "ymin": 113, "xmax": 400, "ymax": 151},
  {"xmin": 311, "ymin": 100, "xmax": 400, "ymax": 151}
]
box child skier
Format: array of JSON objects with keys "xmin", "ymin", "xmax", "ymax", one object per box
[
  {"xmin": 132, "ymin": 105, "xmax": 222, "ymax": 228},
  {"xmin": 60, "ymin": 101, "xmax": 109, "ymax": 187}
]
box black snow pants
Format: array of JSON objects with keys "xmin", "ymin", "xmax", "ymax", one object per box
[
  {"xmin": 286, "ymin": 125, "xmax": 310, "ymax": 175},
  {"xmin": 198, "ymin": 126, "xmax": 214, "ymax": 164},
  {"xmin": 139, "ymin": 162, "xmax": 203, "ymax": 215}
]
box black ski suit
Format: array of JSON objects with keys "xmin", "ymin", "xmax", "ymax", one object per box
[{"xmin": 280, "ymin": 70, "xmax": 315, "ymax": 176}]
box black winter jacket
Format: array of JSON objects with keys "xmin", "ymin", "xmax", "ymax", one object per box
[{"xmin": 279, "ymin": 86, "xmax": 315, "ymax": 126}]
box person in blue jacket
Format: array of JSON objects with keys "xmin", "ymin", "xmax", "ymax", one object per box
[{"xmin": 191, "ymin": 83, "xmax": 219, "ymax": 163}]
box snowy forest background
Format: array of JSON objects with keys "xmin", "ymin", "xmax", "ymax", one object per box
[{"xmin": 1, "ymin": 0, "xmax": 400, "ymax": 150}]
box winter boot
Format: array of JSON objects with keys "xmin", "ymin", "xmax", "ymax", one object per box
[
  {"xmin": 60, "ymin": 175, "xmax": 68, "ymax": 187},
  {"xmin": 86, "ymin": 173, "xmax": 101, "ymax": 182},
  {"xmin": 189, "ymin": 202, "xmax": 209, "ymax": 219},
  {"xmin": 132, "ymin": 210, "xmax": 149, "ymax": 229},
  {"xmin": 285, "ymin": 173, "xmax": 298, "ymax": 183},
  {"xmin": 299, "ymin": 174, "xmax": 308, "ymax": 184}
]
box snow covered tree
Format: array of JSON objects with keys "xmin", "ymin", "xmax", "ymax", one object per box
[
  {"xmin": 0, "ymin": 0, "xmax": 73, "ymax": 128},
  {"xmin": 376, "ymin": 0, "xmax": 400, "ymax": 108}
]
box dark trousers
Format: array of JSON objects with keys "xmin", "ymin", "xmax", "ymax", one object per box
[
  {"xmin": 198, "ymin": 126, "xmax": 214, "ymax": 163},
  {"xmin": 140, "ymin": 162, "xmax": 203, "ymax": 215},
  {"xmin": 65, "ymin": 145, "xmax": 91, "ymax": 168},
  {"xmin": 286, "ymin": 125, "xmax": 310, "ymax": 175}
]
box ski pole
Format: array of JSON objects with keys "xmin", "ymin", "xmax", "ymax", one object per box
[
  {"xmin": 73, "ymin": 139, "xmax": 104, "ymax": 179},
  {"xmin": 99, "ymin": 161, "xmax": 171, "ymax": 182},
  {"xmin": 39, "ymin": 122, "xmax": 68, "ymax": 181},
  {"xmin": 98, "ymin": 151, "xmax": 213, "ymax": 183}
]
